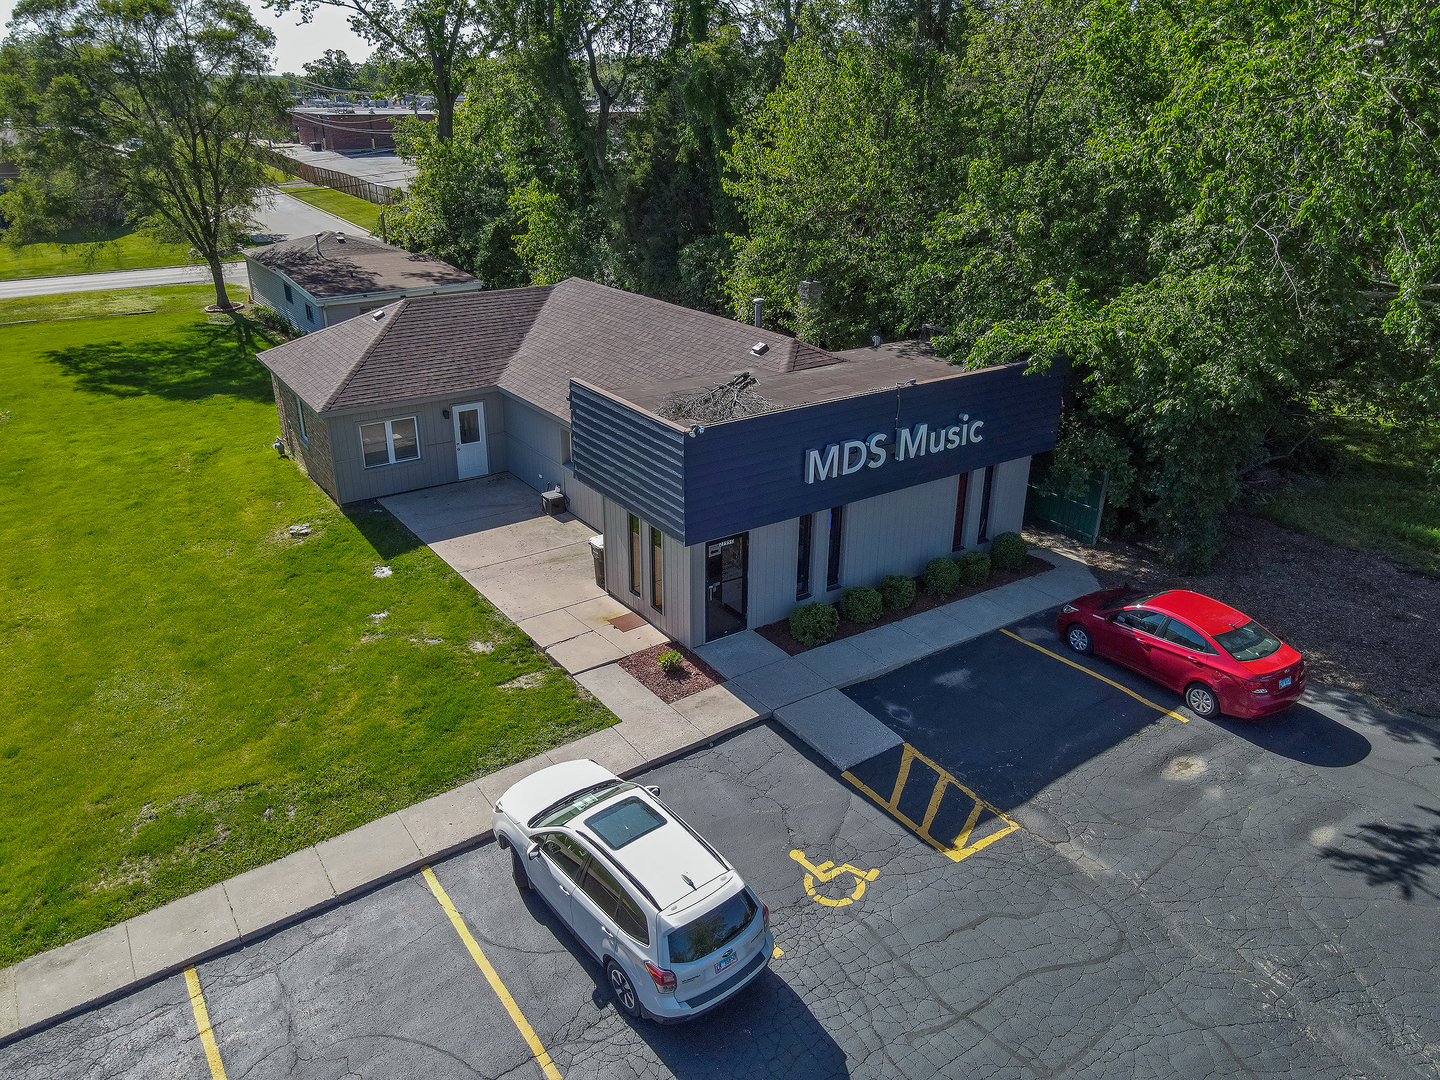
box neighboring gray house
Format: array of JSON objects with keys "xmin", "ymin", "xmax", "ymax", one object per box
[
  {"xmin": 244, "ymin": 231, "xmax": 483, "ymax": 331},
  {"xmin": 256, "ymin": 277, "xmax": 1062, "ymax": 647}
]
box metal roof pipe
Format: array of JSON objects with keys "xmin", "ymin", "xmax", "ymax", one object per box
[{"xmin": 752, "ymin": 297, "xmax": 763, "ymax": 328}]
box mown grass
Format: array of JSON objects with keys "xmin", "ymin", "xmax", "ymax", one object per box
[
  {"xmin": 282, "ymin": 185, "xmax": 387, "ymax": 234},
  {"xmin": 1249, "ymin": 413, "xmax": 1440, "ymax": 577},
  {"xmin": 0, "ymin": 222, "xmax": 197, "ymax": 281},
  {"xmin": 0, "ymin": 286, "xmax": 615, "ymax": 965}
]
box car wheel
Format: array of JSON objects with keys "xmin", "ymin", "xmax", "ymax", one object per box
[
  {"xmin": 1065, "ymin": 624, "xmax": 1093, "ymax": 655},
  {"xmin": 1185, "ymin": 682, "xmax": 1220, "ymax": 718},
  {"xmin": 510, "ymin": 847, "xmax": 531, "ymax": 891},
  {"xmin": 605, "ymin": 959, "xmax": 643, "ymax": 1020}
]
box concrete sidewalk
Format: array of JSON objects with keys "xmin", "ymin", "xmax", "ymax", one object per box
[{"xmin": 0, "ymin": 540, "xmax": 1095, "ymax": 1046}]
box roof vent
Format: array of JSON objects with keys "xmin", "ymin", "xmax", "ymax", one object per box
[
  {"xmin": 335, "ymin": 232, "xmax": 346, "ymax": 243},
  {"xmin": 871, "ymin": 334, "xmax": 883, "ymax": 348},
  {"xmin": 750, "ymin": 341, "xmax": 769, "ymax": 355},
  {"xmin": 371, "ymin": 309, "xmax": 386, "ymax": 321}
]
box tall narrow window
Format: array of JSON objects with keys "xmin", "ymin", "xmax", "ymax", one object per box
[
  {"xmin": 951, "ymin": 471, "xmax": 969, "ymax": 550},
  {"xmin": 628, "ymin": 515, "xmax": 641, "ymax": 596},
  {"xmin": 283, "ymin": 282, "xmax": 293, "ymax": 304},
  {"xmin": 650, "ymin": 527, "xmax": 664, "ymax": 611},
  {"xmin": 977, "ymin": 465, "xmax": 996, "ymax": 542},
  {"xmin": 304, "ymin": 303, "xmax": 314, "ymax": 323},
  {"xmin": 294, "ymin": 394, "xmax": 307, "ymax": 442},
  {"xmin": 795, "ymin": 514, "xmax": 813, "ymax": 600},
  {"xmin": 826, "ymin": 505, "xmax": 844, "ymax": 591}
]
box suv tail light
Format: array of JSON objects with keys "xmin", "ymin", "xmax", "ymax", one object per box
[{"xmin": 644, "ymin": 961, "xmax": 676, "ymax": 993}]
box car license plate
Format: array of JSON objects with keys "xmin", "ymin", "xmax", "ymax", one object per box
[
  {"xmin": 1279, "ymin": 676, "xmax": 1292, "ymax": 689},
  {"xmin": 714, "ymin": 951, "xmax": 736, "ymax": 975}
]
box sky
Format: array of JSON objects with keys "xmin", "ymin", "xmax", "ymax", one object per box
[{"xmin": 0, "ymin": 0, "xmax": 374, "ymax": 77}]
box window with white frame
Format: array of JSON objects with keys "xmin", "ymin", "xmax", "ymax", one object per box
[
  {"xmin": 360, "ymin": 417, "xmax": 420, "ymax": 468},
  {"xmin": 294, "ymin": 394, "xmax": 307, "ymax": 441}
]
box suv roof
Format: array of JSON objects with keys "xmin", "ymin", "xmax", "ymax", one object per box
[{"xmin": 571, "ymin": 790, "xmax": 728, "ymax": 911}]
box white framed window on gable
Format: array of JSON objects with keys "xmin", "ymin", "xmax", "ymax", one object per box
[{"xmin": 360, "ymin": 417, "xmax": 420, "ymax": 468}]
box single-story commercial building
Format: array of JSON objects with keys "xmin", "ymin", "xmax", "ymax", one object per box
[
  {"xmin": 256, "ymin": 278, "xmax": 1064, "ymax": 647},
  {"xmin": 245, "ymin": 231, "xmax": 483, "ymax": 331},
  {"xmin": 288, "ymin": 107, "xmax": 435, "ymax": 152}
]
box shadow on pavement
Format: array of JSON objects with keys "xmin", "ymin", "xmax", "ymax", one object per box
[
  {"xmin": 1211, "ymin": 705, "xmax": 1371, "ymax": 767},
  {"xmin": 1320, "ymin": 806, "xmax": 1440, "ymax": 901},
  {"xmin": 517, "ymin": 886, "xmax": 849, "ymax": 1078}
]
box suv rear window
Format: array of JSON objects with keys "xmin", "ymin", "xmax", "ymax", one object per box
[
  {"xmin": 667, "ymin": 890, "xmax": 757, "ymax": 965},
  {"xmin": 1214, "ymin": 620, "xmax": 1283, "ymax": 662},
  {"xmin": 585, "ymin": 797, "xmax": 666, "ymax": 849}
]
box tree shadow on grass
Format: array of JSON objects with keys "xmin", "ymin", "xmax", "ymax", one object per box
[
  {"xmin": 342, "ymin": 500, "xmax": 425, "ymax": 562},
  {"xmin": 44, "ymin": 318, "xmax": 276, "ymax": 402},
  {"xmin": 1320, "ymin": 806, "xmax": 1440, "ymax": 900}
]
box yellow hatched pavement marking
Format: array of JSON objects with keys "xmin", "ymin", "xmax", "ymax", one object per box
[
  {"xmin": 183, "ymin": 966, "xmax": 228, "ymax": 1080},
  {"xmin": 999, "ymin": 628, "xmax": 1191, "ymax": 723},
  {"xmin": 843, "ymin": 743, "xmax": 1021, "ymax": 863},
  {"xmin": 421, "ymin": 866, "xmax": 563, "ymax": 1080}
]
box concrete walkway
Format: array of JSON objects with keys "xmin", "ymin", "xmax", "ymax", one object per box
[
  {"xmin": 381, "ymin": 475, "xmax": 670, "ymax": 673},
  {"xmin": 0, "ymin": 484, "xmax": 1097, "ymax": 1045}
]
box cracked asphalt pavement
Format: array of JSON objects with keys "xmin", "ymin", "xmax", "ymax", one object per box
[{"xmin": 5, "ymin": 612, "xmax": 1440, "ymax": 1078}]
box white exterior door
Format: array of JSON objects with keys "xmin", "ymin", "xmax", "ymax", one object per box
[{"xmin": 453, "ymin": 402, "xmax": 489, "ymax": 479}]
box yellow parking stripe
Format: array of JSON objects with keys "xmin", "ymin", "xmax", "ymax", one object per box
[
  {"xmin": 183, "ymin": 966, "xmax": 228, "ymax": 1080},
  {"xmin": 421, "ymin": 866, "xmax": 563, "ymax": 1080},
  {"xmin": 999, "ymin": 628, "xmax": 1191, "ymax": 722}
]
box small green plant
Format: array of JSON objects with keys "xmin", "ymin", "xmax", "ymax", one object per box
[
  {"xmin": 656, "ymin": 649, "xmax": 684, "ymax": 675},
  {"xmin": 838, "ymin": 586, "xmax": 883, "ymax": 624},
  {"xmin": 923, "ymin": 556, "xmax": 961, "ymax": 596},
  {"xmin": 956, "ymin": 550, "xmax": 992, "ymax": 586},
  {"xmin": 879, "ymin": 574, "xmax": 917, "ymax": 610},
  {"xmin": 249, "ymin": 303, "xmax": 301, "ymax": 338},
  {"xmin": 989, "ymin": 532, "xmax": 1027, "ymax": 571},
  {"xmin": 790, "ymin": 601, "xmax": 840, "ymax": 647}
]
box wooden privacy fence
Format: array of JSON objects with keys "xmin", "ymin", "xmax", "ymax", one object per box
[{"xmin": 256, "ymin": 146, "xmax": 400, "ymax": 206}]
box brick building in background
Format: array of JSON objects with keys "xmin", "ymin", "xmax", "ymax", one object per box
[{"xmin": 289, "ymin": 107, "xmax": 435, "ymax": 152}]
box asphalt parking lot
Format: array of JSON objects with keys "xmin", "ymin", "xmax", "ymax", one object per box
[{"xmin": 6, "ymin": 611, "xmax": 1440, "ymax": 1079}]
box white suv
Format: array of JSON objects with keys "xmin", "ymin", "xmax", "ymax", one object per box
[{"xmin": 492, "ymin": 759, "xmax": 774, "ymax": 1022}]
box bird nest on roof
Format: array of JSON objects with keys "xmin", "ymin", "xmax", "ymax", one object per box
[{"xmin": 657, "ymin": 371, "xmax": 779, "ymax": 424}]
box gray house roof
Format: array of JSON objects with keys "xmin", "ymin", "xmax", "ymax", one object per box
[
  {"xmin": 247, "ymin": 231, "xmax": 477, "ymax": 299},
  {"xmin": 258, "ymin": 277, "xmax": 865, "ymax": 420}
]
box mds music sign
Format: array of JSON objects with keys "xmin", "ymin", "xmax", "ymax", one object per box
[{"xmin": 805, "ymin": 416, "xmax": 988, "ymax": 484}]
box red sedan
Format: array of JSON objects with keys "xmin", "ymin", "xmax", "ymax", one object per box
[{"xmin": 1056, "ymin": 589, "xmax": 1306, "ymax": 719}]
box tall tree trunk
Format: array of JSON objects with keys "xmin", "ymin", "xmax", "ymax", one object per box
[{"xmin": 207, "ymin": 252, "xmax": 232, "ymax": 310}]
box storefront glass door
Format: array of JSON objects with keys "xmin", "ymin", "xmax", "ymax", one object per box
[{"xmin": 704, "ymin": 533, "xmax": 748, "ymax": 641}]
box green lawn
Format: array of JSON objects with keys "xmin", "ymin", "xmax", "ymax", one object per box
[
  {"xmin": 282, "ymin": 184, "xmax": 387, "ymax": 235},
  {"xmin": 1249, "ymin": 413, "xmax": 1440, "ymax": 576},
  {"xmin": 0, "ymin": 286, "xmax": 615, "ymax": 966},
  {"xmin": 0, "ymin": 223, "xmax": 199, "ymax": 281}
]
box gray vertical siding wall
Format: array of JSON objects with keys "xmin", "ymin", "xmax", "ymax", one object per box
[
  {"xmin": 564, "ymin": 474, "xmax": 603, "ymax": 530},
  {"xmin": 245, "ymin": 259, "xmax": 319, "ymax": 331},
  {"xmin": 504, "ymin": 396, "xmax": 568, "ymax": 494},
  {"xmin": 326, "ymin": 390, "xmax": 505, "ymax": 503},
  {"xmin": 839, "ymin": 474, "xmax": 962, "ymax": 587},
  {"xmin": 742, "ymin": 518, "xmax": 805, "ymax": 630},
  {"xmin": 597, "ymin": 496, "xmax": 693, "ymax": 646}
]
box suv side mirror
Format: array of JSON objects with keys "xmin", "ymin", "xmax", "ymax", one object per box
[
  {"xmin": 646, "ymin": 785, "xmax": 661, "ymax": 796},
  {"xmin": 526, "ymin": 842, "xmax": 541, "ymax": 861}
]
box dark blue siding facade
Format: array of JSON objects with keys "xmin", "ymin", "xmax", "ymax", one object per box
[{"xmin": 571, "ymin": 362, "xmax": 1063, "ymax": 547}]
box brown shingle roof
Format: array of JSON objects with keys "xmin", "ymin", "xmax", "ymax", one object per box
[
  {"xmin": 256, "ymin": 277, "xmax": 852, "ymax": 417},
  {"xmin": 249, "ymin": 231, "xmax": 477, "ymax": 298}
]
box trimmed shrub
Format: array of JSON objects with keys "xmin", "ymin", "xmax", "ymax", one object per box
[
  {"xmin": 838, "ymin": 586, "xmax": 883, "ymax": 624},
  {"xmin": 956, "ymin": 550, "xmax": 992, "ymax": 586},
  {"xmin": 250, "ymin": 304, "xmax": 301, "ymax": 338},
  {"xmin": 879, "ymin": 574, "xmax": 917, "ymax": 611},
  {"xmin": 989, "ymin": 532, "xmax": 1027, "ymax": 571},
  {"xmin": 790, "ymin": 601, "xmax": 840, "ymax": 648},
  {"xmin": 923, "ymin": 556, "xmax": 961, "ymax": 597},
  {"xmin": 656, "ymin": 649, "xmax": 684, "ymax": 674}
]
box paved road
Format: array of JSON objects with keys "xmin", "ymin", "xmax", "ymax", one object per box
[
  {"xmin": 4, "ymin": 615, "xmax": 1438, "ymax": 1078},
  {"xmin": 0, "ymin": 190, "xmax": 371, "ymax": 299}
]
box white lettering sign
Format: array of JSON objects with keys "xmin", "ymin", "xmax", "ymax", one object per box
[{"xmin": 804, "ymin": 415, "xmax": 985, "ymax": 483}]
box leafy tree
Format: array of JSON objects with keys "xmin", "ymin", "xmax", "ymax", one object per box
[
  {"xmin": 267, "ymin": 0, "xmax": 499, "ymax": 139},
  {"xmin": 0, "ymin": 0, "xmax": 289, "ymax": 311},
  {"xmin": 303, "ymin": 47, "xmax": 361, "ymax": 89}
]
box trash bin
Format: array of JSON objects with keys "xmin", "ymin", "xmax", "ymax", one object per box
[
  {"xmin": 589, "ymin": 535, "xmax": 605, "ymax": 588},
  {"xmin": 541, "ymin": 488, "xmax": 568, "ymax": 516}
]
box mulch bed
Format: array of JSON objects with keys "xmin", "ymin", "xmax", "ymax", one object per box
[
  {"xmin": 1025, "ymin": 516, "xmax": 1440, "ymax": 719},
  {"xmin": 754, "ymin": 554, "xmax": 1054, "ymax": 656},
  {"xmin": 617, "ymin": 641, "xmax": 726, "ymax": 703}
]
